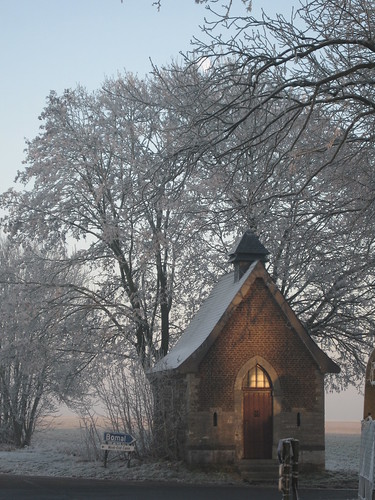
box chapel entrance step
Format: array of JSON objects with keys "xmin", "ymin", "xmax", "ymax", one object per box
[{"xmin": 237, "ymin": 459, "xmax": 279, "ymax": 484}]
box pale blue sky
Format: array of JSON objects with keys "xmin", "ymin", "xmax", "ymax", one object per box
[
  {"xmin": 0, "ymin": 0, "xmax": 364, "ymax": 421},
  {"xmin": 0, "ymin": 0, "xmax": 297, "ymax": 190},
  {"xmin": 0, "ymin": 0, "xmax": 207, "ymax": 189}
]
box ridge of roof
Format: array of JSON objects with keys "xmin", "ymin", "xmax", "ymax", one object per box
[
  {"xmin": 150, "ymin": 261, "xmax": 340, "ymax": 375},
  {"xmin": 261, "ymin": 273, "xmax": 340, "ymax": 374},
  {"xmin": 150, "ymin": 261, "xmax": 258, "ymax": 373}
]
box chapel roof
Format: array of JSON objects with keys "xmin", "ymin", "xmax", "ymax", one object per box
[
  {"xmin": 150, "ymin": 260, "xmax": 340, "ymax": 375},
  {"xmin": 151, "ymin": 261, "xmax": 257, "ymax": 373}
]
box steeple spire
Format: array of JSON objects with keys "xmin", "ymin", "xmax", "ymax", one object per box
[{"xmin": 228, "ymin": 230, "xmax": 269, "ymax": 281}]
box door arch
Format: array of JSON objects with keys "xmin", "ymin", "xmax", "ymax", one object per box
[{"xmin": 242, "ymin": 364, "xmax": 273, "ymax": 459}]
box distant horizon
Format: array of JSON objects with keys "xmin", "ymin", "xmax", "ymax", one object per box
[
  {"xmin": 47, "ymin": 413, "xmax": 362, "ymax": 436},
  {"xmin": 326, "ymin": 421, "xmax": 361, "ymax": 435}
]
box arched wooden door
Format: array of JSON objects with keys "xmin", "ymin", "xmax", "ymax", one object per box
[{"xmin": 243, "ymin": 364, "xmax": 273, "ymax": 459}]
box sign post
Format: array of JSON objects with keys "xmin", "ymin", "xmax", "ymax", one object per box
[
  {"xmin": 278, "ymin": 438, "xmax": 299, "ymax": 500},
  {"xmin": 101, "ymin": 432, "xmax": 136, "ymax": 468}
]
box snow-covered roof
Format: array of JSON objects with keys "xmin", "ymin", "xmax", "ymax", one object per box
[
  {"xmin": 150, "ymin": 260, "xmax": 340, "ymax": 375},
  {"xmin": 151, "ymin": 261, "xmax": 258, "ymax": 373}
]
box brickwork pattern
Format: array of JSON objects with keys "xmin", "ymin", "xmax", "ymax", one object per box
[
  {"xmin": 197, "ymin": 278, "xmax": 319, "ymax": 412},
  {"xmin": 151, "ymin": 373, "xmax": 188, "ymax": 458}
]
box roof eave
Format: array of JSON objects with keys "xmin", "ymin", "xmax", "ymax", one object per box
[
  {"xmin": 150, "ymin": 260, "xmax": 340, "ymax": 376},
  {"xmin": 168, "ymin": 262, "xmax": 264, "ymax": 373}
]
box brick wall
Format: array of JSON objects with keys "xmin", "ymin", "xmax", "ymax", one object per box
[
  {"xmin": 150, "ymin": 372, "xmax": 188, "ymax": 459},
  {"xmin": 197, "ymin": 278, "xmax": 319, "ymax": 413},
  {"xmin": 153, "ymin": 274, "xmax": 327, "ymax": 465}
]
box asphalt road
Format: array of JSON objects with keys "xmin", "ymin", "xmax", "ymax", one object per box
[{"xmin": 0, "ymin": 475, "xmax": 358, "ymax": 500}]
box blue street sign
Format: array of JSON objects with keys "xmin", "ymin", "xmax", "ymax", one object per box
[{"xmin": 103, "ymin": 432, "xmax": 136, "ymax": 444}]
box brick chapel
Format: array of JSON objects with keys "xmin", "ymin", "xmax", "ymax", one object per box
[{"xmin": 150, "ymin": 230, "xmax": 340, "ymax": 467}]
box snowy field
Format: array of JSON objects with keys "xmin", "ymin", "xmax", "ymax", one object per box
[
  {"xmin": 0, "ymin": 418, "xmax": 361, "ymax": 486},
  {"xmin": 0, "ymin": 419, "xmax": 243, "ymax": 484},
  {"xmin": 326, "ymin": 433, "xmax": 360, "ymax": 472}
]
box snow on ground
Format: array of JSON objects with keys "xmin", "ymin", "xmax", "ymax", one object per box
[
  {"xmin": 0, "ymin": 418, "xmax": 242, "ymax": 484},
  {"xmin": 0, "ymin": 417, "xmax": 361, "ymax": 488},
  {"xmin": 326, "ymin": 433, "xmax": 360, "ymax": 472}
]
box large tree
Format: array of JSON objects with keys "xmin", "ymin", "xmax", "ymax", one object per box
[
  {"xmin": 3, "ymin": 0, "xmax": 375, "ymax": 386},
  {"xmin": 149, "ymin": 0, "xmax": 375, "ymax": 384},
  {"xmin": 0, "ymin": 238, "xmax": 96, "ymax": 446},
  {"xmin": 0, "ymin": 73, "xmax": 220, "ymax": 368}
]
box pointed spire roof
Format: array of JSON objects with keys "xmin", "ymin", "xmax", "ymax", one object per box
[{"xmin": 228, "ymin": 230, "xmax": 269, "ymax": 264}]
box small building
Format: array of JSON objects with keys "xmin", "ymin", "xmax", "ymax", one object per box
[
  {"xmin": 363, "ymin": 348, "xmax": 375, "ymax": 419},
  {"xmin": 150, "ymin": 230, "xmax": 340, "ymax": 467}
]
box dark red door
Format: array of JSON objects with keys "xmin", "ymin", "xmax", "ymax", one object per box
[{"xmin": 243, "ymin": 389, "xmax": 273, "ymax": 459}]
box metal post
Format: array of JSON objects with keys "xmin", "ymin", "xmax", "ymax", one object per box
[
  {"xmin": 291, "ymin": 440, "xmax": 299, "ymax": 500},
  {"xmin": 278, "ymin": 439, "xmax": 299, "ymax": 500},
  {"xmin": 278, "ymin": 440, "xmax": 291, "ymax": 500},
  {"xmin": 283, "ymin": 441, "xmax": 291, "ymax": 500}
]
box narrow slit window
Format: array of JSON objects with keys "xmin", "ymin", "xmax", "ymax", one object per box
[{"xmin": 213, "ymin": 412, "xmax": 218, "ymax": 427}]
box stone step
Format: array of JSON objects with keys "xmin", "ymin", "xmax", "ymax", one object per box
[{"xmin": 237, "ymin": 459, "xmax": 280, "ymax": 484}]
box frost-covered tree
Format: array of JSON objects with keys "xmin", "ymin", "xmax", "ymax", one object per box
[
  {"xmin": 3, "ymin": 0, "xmax": 375, "ymax": 385},
  {"xmin": 0, "ymin": 73, "xmax": 221, "ymax": 368},
  {"xmin": 149, "ymin": 0, "xmax": 375, "ymax": 384},
  {"xmin": 0, "ymin": 238, "xmax": 98, "ymax": 446}
]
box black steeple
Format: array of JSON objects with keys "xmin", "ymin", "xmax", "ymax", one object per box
[{"xmin": 228, "ymin": 230, "xmax": 269, "ymax": 281}]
